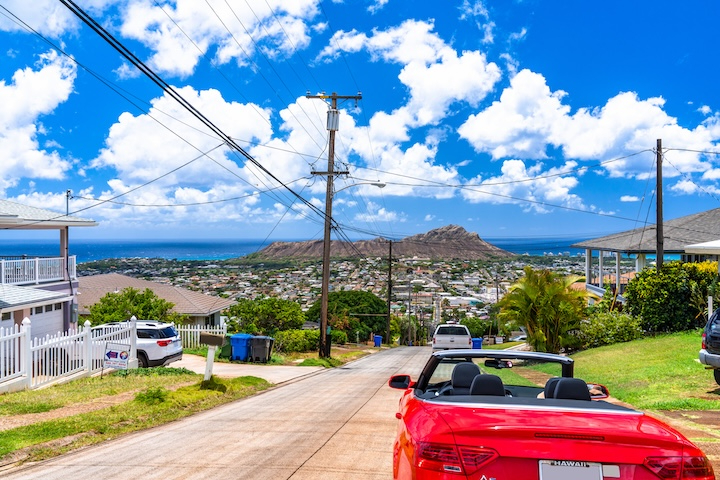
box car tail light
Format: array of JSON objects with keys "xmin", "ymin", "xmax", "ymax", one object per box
[
  {"xmin": 701, "ymin": 332, "xmax": 706, "ymax": 350},
  {"xmin": 416, "ymin": 442, "xmax": 498, "ymax": 475},
  {"xmin": 644, "ymin": 455, "xmax": 715, "ymax": 479},
  {"xmin": 157, "ymin": 339, "xmax": 172, "ymax": 347}
]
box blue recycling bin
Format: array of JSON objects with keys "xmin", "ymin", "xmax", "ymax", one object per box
[
  {"xmin": 230, "ymin": 333, "xmax": 252, "ymax": 361},
  {"xmin": 374, "ymin": 334, "xmax": 382, "ymax": 347},
  {"xmin": 472, "ymin": 338, "xmax": 483, "ymax": 349}
]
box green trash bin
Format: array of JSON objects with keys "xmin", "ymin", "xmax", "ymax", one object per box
[{"xmin": 218, "ymin": 334, "xmax": 233, "ymax": 358}]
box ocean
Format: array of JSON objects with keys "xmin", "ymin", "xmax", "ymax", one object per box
[{"xmin": 0, "ymin": 237, "xmax": 586, "ymax": 262}]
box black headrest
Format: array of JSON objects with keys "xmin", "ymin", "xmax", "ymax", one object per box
[
  {"xmin": 469, "ymin": 374, "xmax": 506, "ymax": 396},
  {"xmin": 544, "ymin": 377, "xmax": 561, "ymax": 398},
  {"xmin": 553, "ymin": 378, "xmax": 591, "ymax": 401},
  {"xmin": 451, "ymin": 362, "xmax": 481, "ymax": 388}
]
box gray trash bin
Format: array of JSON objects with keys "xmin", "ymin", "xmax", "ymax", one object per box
[{"xmin": 250, "ymin": 336, "xmax": 274, "ymax": 363}]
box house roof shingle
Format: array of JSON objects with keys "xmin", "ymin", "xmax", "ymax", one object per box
[
  {"xmin": 77, "ymin": 273, "xmax": 235, "ymax": 316},
  {"xmin": 571, "ymin": 208, "xmax": 720, "ymax": 253}
]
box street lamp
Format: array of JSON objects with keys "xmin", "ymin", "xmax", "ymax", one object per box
[{"xmin": 318, "ymin": 181, "xmax": 385, "ymax": 357}]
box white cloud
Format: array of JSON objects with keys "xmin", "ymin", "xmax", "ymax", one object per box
[
  {"xmin": 119, "ymin": 0, "xmax": 321, "ymax": 78},
  {"xmin": 459, "ymin": 1, "xmax": 494, "ymax": 44},
  {"xmin": 315, "ymin": 19, "xmax": 501, "ymax": 196},
  {"xmin": 355, "ymin": 201, "xmax": 401, "ymax": 222},
  {"xmin": 620, "ymin": 195, "xmax": 640, "ymax": 202},
  {"xmin": 0, "ymin": 50, "xmax": 76, "ymax": 193},
  {"xmin": 459, "ymin": 68, "xmax": 720, "ymax": 181},
  {"xmin": 698, "ymin": 105, "xmax": 712, "ymax": 115},
  {"xmin": 460, "ymin": 159, "xmax": 584, "ymax": 213},
  {"xmin": 85, "ymin": 85, "xmax": 284, "ymax": 225}
]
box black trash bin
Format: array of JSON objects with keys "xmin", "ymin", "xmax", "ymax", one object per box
[{"xmin": 250, "ymin": 336, "xmax": 274, "ymax": 363}]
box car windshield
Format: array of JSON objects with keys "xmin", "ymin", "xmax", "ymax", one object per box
[
  {"xmin": 427, "ymin": 356, "xmax": 563, "ymax": 391},
  {"xmin": 436, "ymin": 326, "xmax": 468, "ymax": 335}
]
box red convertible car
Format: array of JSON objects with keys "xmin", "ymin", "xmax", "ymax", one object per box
[{"xmin": 389, "ymin": 350, "xmax": 714, "ymax": 480}]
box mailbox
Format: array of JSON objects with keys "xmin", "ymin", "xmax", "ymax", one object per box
[{"xmin": 199, "ymin": 332, "xmax": 225, "ymax": 347}]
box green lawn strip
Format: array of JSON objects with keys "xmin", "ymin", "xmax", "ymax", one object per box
[
  {"xmin": 0, "ymin": 367, "xmax": 201, "ymax": 416},
  {"xmin": 569, "ymin": 331, "xmax": 720, "ymax": 410},
  {"xmin": 0, "ymin": 375, "xmax": 270, "ymax": 463}
]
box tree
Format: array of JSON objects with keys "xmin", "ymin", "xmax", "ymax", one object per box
[
  {"xmin": 224, "ymin": 297, "xmax": 305, "ymax": 335},
  {"xmin": 497, "ymin": 266, "xmax": 586, "ymax": 353},
  {"xmin": 306, "ymin": 290, "xmax": 387, "ymax": 342},
  {"xmin": 86, "ymin": 287, "xmax": 185, "ymax": 326}
]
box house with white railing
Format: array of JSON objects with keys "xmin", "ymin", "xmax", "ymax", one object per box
[{"xmin": 0, "ymin": 199, "xmax": 97, "ymax": 337}]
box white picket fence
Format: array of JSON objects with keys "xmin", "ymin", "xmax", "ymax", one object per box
[
  {"xmin": 0, "ymin": 318, "xmax": 136, "ymax": 394},
  {"xmin": 177, "ymin": 324, "xmax": 226, "ymax": 349}
]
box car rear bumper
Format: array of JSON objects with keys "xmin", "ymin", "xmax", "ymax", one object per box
[
  {"xmin": 699, "ymin": 349, "xmax": 720, "ymax": 368},
  {"xmin": 147, "ymin": 351, "xmax": 183, "ymax": 367}
]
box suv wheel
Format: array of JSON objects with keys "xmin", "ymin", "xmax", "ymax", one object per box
[
  {"xmin": 137, "ymin": 351, "xmax": 149, "ymax": 368},
  {"xmin": 714, "ymin": 369, "xmax": 720, "ymax": 386}
]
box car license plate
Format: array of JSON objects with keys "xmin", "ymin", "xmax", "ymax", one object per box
[{"xmin": 539, "ymin": 460, "xmax": 603, "ymax": 480}]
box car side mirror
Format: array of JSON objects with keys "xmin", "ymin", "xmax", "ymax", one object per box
[
  {"xmin": 588, "ymin": 383, "xmax": 609, "ymax": 400},
  {"xmin": 389, "ymin": 374, "xmax": 413, "ymax": 389}
]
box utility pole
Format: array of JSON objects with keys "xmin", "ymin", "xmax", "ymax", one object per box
[
  {"xmin": 307, "ymin": 91, "xmax": 362, "ymax": 358},
  {"xmin": 386, "ymin": 240, "xmax": 392, "ymax": 345},
  {"xmin": 656, "ymin": 138, "xmax": 664, "ymax": 269}
]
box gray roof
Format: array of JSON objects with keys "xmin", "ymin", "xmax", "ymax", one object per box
[
  {"xmin": 0, "ymin": 285, "xmax": 72, "ymax": 312},
  {"xmin": 572, "ymin": 208, "xmax": 720, "ymax": 254},
  {"xmin": 0, "ymin": 199, "xmax": 97, "ymax": 229}
]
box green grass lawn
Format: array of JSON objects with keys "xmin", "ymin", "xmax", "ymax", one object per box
[{"xmin": 568, "ymin": 330, "xmax": 720, "ymax": 410}]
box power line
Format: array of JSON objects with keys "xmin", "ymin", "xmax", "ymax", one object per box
[{"xmin": 58, "ymin": 0, "xmax": 326, "ymax": 225}]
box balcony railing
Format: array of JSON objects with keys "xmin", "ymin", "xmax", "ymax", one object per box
[{"xmin": 0, "ymin": 256, "xmax": 76, "ymax": 285}]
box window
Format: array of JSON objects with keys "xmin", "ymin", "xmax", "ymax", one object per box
[
  {"xmin": 45, "ymin": 305, "xmax": 53, "ymax": 313},
  {"xmin": 35, "ymin": 307, "xmax": 43, "ymax": 315},
  {"xmin": 54, "ymin": 303, "xmax": 62, "ymax": 310},
  {"xmin": 1, "ymin": 312, "xmax": 10, "ymax": 321}
]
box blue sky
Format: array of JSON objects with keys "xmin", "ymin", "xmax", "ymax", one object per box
[{"xmin": 1, "ymin": 1, "xmax": 720, "ymax": 244}]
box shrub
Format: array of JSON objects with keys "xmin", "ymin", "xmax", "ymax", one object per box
[
  {"xmin": 273, "ymin": 329, "xmax": 320, "ymax": 353},
  {"xmin": 576, "ymin": 311, "xmax": 643, "ymax": 349},
  {"xmin": 624, "ymin": 261, "xmax": 718, "ymax": 332},
  {"xmin": 330, "ymin": 329, "xmax": 347, "ymax": 345}
]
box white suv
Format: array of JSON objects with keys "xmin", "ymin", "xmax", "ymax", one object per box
[
  {"xmin": 94, "ymin": 321, "xmax": 183, "ymax": 368},
  {"xmin": 432, "ymin": 323, "xmax": 472, "ymax": 351}
]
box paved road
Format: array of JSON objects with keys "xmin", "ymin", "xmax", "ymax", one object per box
[{"xmin": 2, "ymin": 346, "xmax": 430, "ymax": 480}]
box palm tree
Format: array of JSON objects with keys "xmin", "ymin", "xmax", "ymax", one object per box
[{"xmin": 498, "ymin": 266, "xmax": 586, "ymax": 353}]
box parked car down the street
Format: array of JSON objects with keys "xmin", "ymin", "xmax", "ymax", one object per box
[
  {"xmin": 431, "ymin": 323, "xmax": 472, "ymax": 351},
  {"xmin": 93, "ymin": 320, "xmax": 183, "ymax": 368},
  {"xmin": 699, "ymin": 309, "xmax": 720, "ymax": 386},
  {"xmin": 389, "ymin": 349, "xmax": 715, "ymax": 480}
]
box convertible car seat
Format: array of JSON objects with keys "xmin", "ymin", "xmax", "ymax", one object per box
[
  {"xmin": 448, "ymin": 362, "xmax": 481, "ymax": 395},
  {"xmin": 543, "ymin": 377, "xmax": 562, "ymax": 398},
  {"xmin": 469, "ymin": 374, "xmax": 506, "ymax": 396},
  {"xmin": 553, "ymin": 378, "xmax": 591, "ymax": 401}
]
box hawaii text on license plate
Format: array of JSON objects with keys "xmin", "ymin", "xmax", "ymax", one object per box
[{"xmin": 539, "ymin": 460, "xmax": 604, "ymax": 480}]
